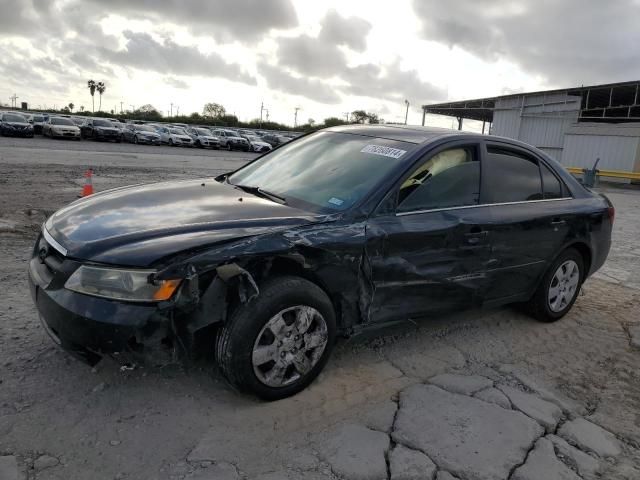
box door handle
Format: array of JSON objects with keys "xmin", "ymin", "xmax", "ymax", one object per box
[
  {"xmin": 464, "ymin": 230, "xmax": 488, "ymax": 245},
  {"xmin": 550, "ymin": 218, "xmax": 566, "ymax": 226}
]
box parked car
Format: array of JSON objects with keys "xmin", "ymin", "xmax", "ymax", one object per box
[
  {"xmin": 30, "ymin": 114, "xmax": 46, "ymax": 134},
  {"xmin": 0, "ymin": 112, "xmax": 34, "ymax": 137},
  {"xmin": 42, "ymin": 116, "xmax": 80, "ymax": 140},
  {"xmin": 70, "ymin": 117, "xmax": 85, "ymax": 127},
  {"xmin": 261, "ymin": 133, "xmax": 290, "ymax": 148},
  {"xmin": 81, "ymin": 118, "xmax": 121, "ymax": 142},
  {"xmin": 155, "ymin": 126, "xmax": 194, "ymax": 147},
  {"xmin": 122, "ymin": 124, "xmax": 161, "ymax": 145},
  {"xmin": 185, "ymin": 127, "xmax": 221, "ymax": 149},
  {"xmin": 28, "ymin": 125, "xmax": 613, "ymax": 400},
  {"xmin": 211, "ymin": 129, "xmax": 250, "ymax": 151},
  {"xmin": 240, "ymin": 133, "xmax": 272, "ymax": 153}
]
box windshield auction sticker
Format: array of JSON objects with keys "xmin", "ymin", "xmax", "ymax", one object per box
[{"xmin": 360, "ymin": 144, "xmax": 407, "ymax": 159}]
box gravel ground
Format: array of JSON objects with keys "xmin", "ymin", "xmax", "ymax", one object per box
[{"xmin": 1, "ymin": 137, "xmax": 639, "ymax": 479}]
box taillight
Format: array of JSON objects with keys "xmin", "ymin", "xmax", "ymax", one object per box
[{"xmin": 607, "ymin": 206, "xmax": 615, "ymax": 224}]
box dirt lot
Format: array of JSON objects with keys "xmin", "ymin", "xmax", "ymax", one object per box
[{"xmin": 1, "ymin": 137, "xmax": 640, "ymax": 480}]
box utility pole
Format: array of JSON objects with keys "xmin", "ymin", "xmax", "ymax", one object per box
[
  {"xmin": 404, "ymin": 99, "xmax": 410, "ymax": 125},
  {"xmin": 176, "ymin": 106, "xmax": 179, "ymax": 116},
  {"xmin": 10, "ymin": 94, "xmax": 18, "ymax": 108},
  {"xmin": 259, "ymin": 101, "xmax": 264, "ymax": 128},
  {"xmin": 343, "ymin": 112, "xmax": 350, "ymax": 122},
  {"xmin": 264, "ymin": 109, "xmax": 270, "ymax": 122},
  {"xmin": 170, "ymin": 103, "xmax": 173, "ymax": 117},
  {"xmin": 120, "ymin": 101, "xmax": 124, "ymax": 114},
  {"xmin": 294, "ymin": 107, "xmax": 300, "ymax": 128}
]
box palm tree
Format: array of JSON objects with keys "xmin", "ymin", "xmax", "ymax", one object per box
[
  {"xmin": 80, "ymin": 105, "xmax": 85, "ymax": 112},
  {"xmin": 96, "ymin": 82, "xmax": 106, "ymax": 112},
  {"xmin": 68, "ymin": 102, "xmax": 74, "ymax": 112},
  {"xmin": 87, "ymin": 80, "xmax": 96, "ymax": 112}
]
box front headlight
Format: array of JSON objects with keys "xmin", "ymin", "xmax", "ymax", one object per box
[{"xmin": 65, "ymin": 265, "xmax": 182, "ymax": 302}]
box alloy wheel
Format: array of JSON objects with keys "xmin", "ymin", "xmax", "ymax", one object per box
[
  {"xmin": 548, "ymin": 260, "xmax": 580, "ymax": 312},
  {"xmin": 251, "ymin": 305, "xmax": 329, "ymax": 388}
]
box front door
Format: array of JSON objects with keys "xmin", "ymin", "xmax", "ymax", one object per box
[{"xmin": 364, "ymin": 142, "xmax": 492, "ymax": 323}]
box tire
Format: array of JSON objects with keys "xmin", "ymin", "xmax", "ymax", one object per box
[
  {"xmin": 169, "ymin": 139, "xmax": 174, "ymax": 146},
  {"xmin": 134, "ymin": 135, "xmax": 138, "ymax": 145},
  {"xmin": 215, "ymin": 276, "xmax": 336, "ymax": 400},
  {"xmin": 226, "ymin": 142, "xmax": 232, "ymax": 151},
  {"xmin": 525, "ymin": 247, "xmax": 584, "ymax": 322}
]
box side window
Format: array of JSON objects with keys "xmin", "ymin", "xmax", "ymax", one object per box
[
  {"xmin": 540, "ymin": 163, "xmax": 564, "ymax": 199},
  {"xmin": 483, "ymin": 146, "xmax": 542, "ymax": 203},
  {"xmin": 397, "ymin": 147, "xmax": 480, "ymax": 213}
]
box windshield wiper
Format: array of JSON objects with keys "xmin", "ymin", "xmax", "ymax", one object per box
[{"xmin": 233, "ymin": 184, "xmax": 287, "ymax": 204}]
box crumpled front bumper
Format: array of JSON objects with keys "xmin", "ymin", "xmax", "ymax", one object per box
[{"xmin": 28, "ymin": 240, "xmax": 173, "ymax": 365}]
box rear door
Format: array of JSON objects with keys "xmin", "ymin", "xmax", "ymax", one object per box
[
  {"xmin": 481, "ymin": 142, "xmax": 573, "ymax": 302},
  {"xmin": 366, "ymin": 141, "xmax": 493, "ymax": 323}
]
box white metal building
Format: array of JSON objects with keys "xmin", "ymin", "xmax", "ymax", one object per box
[{"xmin": 421, "ymin": 80, "xmax": 640, "ymax": 175}]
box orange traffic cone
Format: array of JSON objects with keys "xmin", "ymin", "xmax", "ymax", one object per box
[{"xmin": 79, "ymin": 169, "xmax": 94, "ymax": 197}]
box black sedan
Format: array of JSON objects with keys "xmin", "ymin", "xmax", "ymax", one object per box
[
  {"xmin": 29, "ymin": 125, "xmax": 613, "ymax": 400},
  {"xmin": 80, "ymin": 118, "xmax": 121, "ymax": 142},
  {"xmin": 0, "ymin": 112, "xmax": 34, "ymax": 137}
]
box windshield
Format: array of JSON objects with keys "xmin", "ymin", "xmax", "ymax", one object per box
[
  {"xmin": 3, "ymin": 114, "xmax": 26, "ymax": 122},
  {"xmin": 136, "ymin": 125, "xmax": 156, "ymax": 132},
  {"xmin": 51, "ymin": 117, "xmax": 74, "ymax": 126},
  {"xmin": 195, "ymin": 128, "xmax": 211, "ymax": 135},
  {"xmin": 228, "ymin": 132, "xmax": 415, "ymax": 212},
  {"xmin": 170, "ymin": 128, "xmax": 186, "ymax": 135},
  {"xmin": 94, "ymin": 119, "xmax": 113, "ymax": 127},
  {"xmin": 33, "ymin": 115, "xmax": 44, "ymax": 121}
]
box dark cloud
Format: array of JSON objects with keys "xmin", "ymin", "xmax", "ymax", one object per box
[
  {"xmin": 84, "ymin": 0, "xmax": 298, "ymax": 42},
  {"xmin": 344, "ymin": 60, "xmax": 445, "ymax": 103},
  {"xmin": 99, "ymin": 31, "xmax": 256, "ymax": 85},
  {"xmin": 318, "ymin": 9, "xmax": 371, "ymax": 52},
  {"xmin": 276, "ymin": 35, "xmax": 347, "ymax": 78},
  {"xmin": 413, "ymin": 0, "xmax": 640, "ymax": 85},
  {"xmin": 258, "ymin": 62, "xmax": 341, "ymax": 104},
  {"xmin": 268, "ymin": 10, "xmax": 443, "ymax": 105}
]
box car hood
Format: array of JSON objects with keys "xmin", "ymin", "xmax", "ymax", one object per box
[
  {"xmin": 4, "ymin": 121, "xmax": 30, "ymax": 127},
  {"xmin": 96, "ymin": 127, "xmax": 120, "ymax": 133},
  {"xmin": 45, "ymin": 179, "xmax": 322, "ymax": 266}
]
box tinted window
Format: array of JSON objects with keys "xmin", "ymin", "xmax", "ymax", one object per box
[
  {"xmin": 540, "ymin": 162, "xmax": 563, "ymax": 199},
  {"xmin": 94, "ymin": 119, "xmax": 113, "ymax": 127},
  {"xmin": 397, "ymin": 147, "xmax": 480, "ymax": 213},
  {"xmin": 483, "ymin": 147, "xmax": 542, "ymax": 203}
]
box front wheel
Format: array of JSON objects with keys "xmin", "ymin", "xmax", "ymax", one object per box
[
  {"xmin": 133, "ymin": 135, "xmax": 138, "ymax": 144},
  {"xmin": 525, "ymin": 248, "xmax": 584, "ymax": 322},
  {"xmin": 215, "ymin": 276, "xmax": 336, "ymax": 400}
]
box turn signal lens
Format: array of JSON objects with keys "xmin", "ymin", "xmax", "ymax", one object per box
[{"xmin": 153, "ymin": 279, "xmax": 182, "ymax": 301}]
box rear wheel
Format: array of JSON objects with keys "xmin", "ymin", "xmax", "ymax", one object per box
[
  {"xmin": 525, "ymin": 248, "xmax": 584, "ymax": 322},
  {"xmin": 133, "ymin": 135, "xmax": 138, "ymax": 144},
  {"xmin": 215, "ymin": 276, "xmax": 336, "ymax": 400}
]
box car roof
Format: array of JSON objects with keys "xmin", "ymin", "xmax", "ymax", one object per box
[{"xmin": 325, "ymin": 124, "xmax": 475, "ymax": 144}]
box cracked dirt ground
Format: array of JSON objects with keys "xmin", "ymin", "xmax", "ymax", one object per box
[{"xmin": 1, "ymin": 155, "xmax": 640, "ymax": 479}]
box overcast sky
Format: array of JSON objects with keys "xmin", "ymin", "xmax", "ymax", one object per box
[{"xmin": 1, "ymin": 0, "xmax": 639, "ymax": 127}]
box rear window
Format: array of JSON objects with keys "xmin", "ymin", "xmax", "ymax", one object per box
[
  {"xmin": 94, "ymin": 119, "xmax": 113, "ymax": 127},
  {"xmin": 541, "ymin": 162, "xmax": 564, "ymax": 199},
  {"xmin": 51, "ymin": 117, "xmax": 74, "ymax": 126}
]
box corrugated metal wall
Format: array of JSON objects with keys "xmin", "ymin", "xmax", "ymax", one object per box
[
  {"xmin": 491, "ymin": 92, "xmax": 580, "ymax": 161},
  {"xmin": 562, "ymin": 124, "xmax": 640, "ymax": 171}
]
